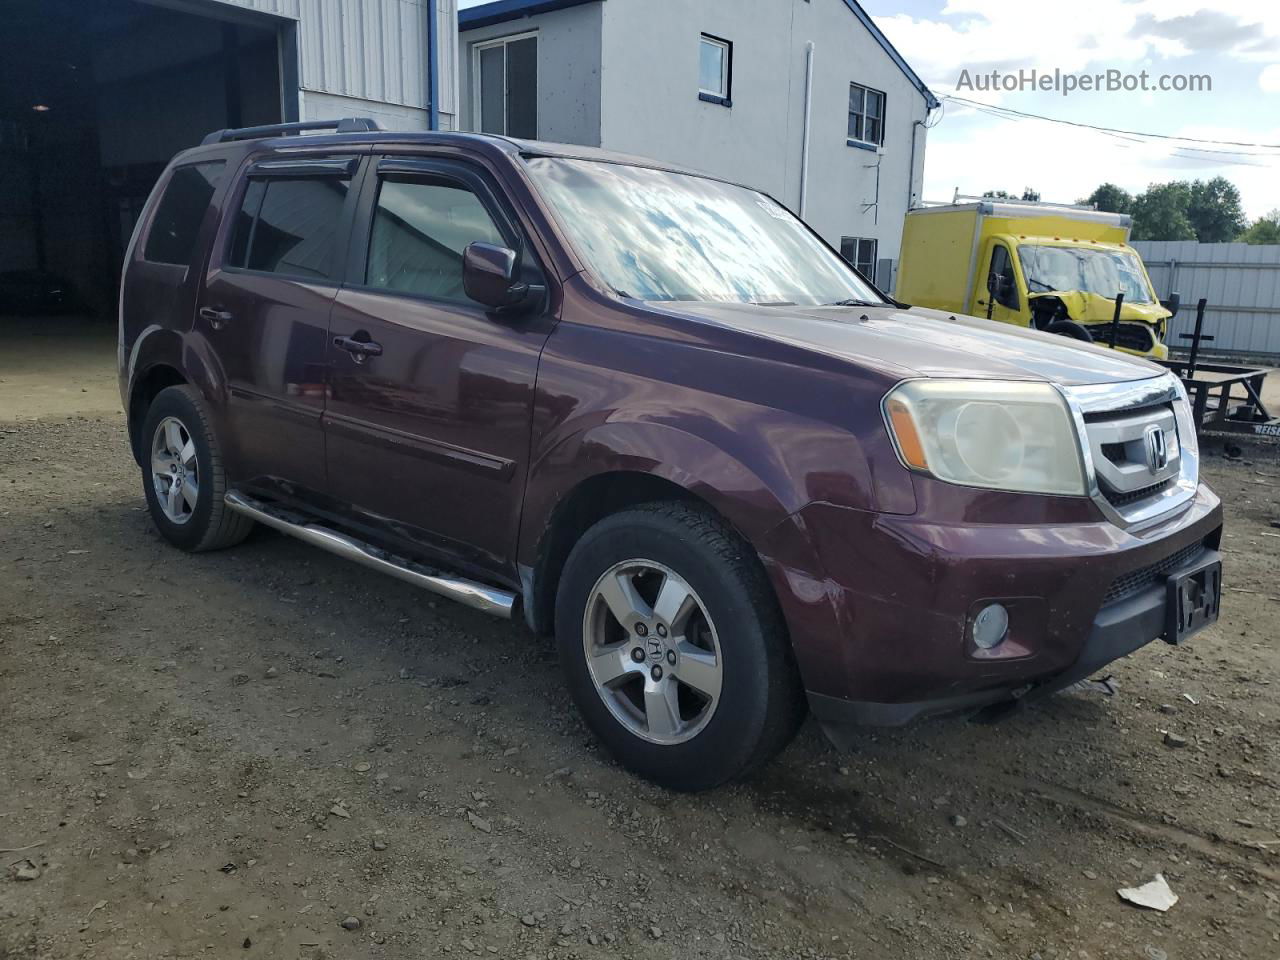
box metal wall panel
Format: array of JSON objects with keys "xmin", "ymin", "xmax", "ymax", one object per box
[
  {"xmin": 206, "ymin": 0, "xmax": 459, "ymax": 124},
  {"xmin": 1134, "ymin": 240, "xmax": 1280, "ymax": 359}
]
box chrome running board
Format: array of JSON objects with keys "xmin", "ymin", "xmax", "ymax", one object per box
[{"xmin": 224, "ymin": 491, "xmax": 517, "ymax": 619}]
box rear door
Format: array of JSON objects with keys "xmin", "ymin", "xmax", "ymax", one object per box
[
  {"xmin": 197, "ymin": 153, "xmax": 362, "ymax": 497},
  {"xmin": 323, "ymin": 154, "xmax": 555, "ymax": 578}
]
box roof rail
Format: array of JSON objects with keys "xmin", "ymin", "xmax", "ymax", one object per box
[{"xmin": 200, "ymin": 117, "xmax": 382, "ymax": 146}]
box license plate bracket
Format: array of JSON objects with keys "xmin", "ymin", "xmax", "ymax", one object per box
[{"xmin": 1164, "ymin": 555, "xmax": 1222, "ymax": 645}]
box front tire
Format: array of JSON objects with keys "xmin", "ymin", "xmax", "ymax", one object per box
[
  {"xmin": 140, "ymin": 385, "xmax": 253, "ymax": 552},
  {"xmin": 555, "ymin": 502, "xmax": 804, "ymax": 791}
]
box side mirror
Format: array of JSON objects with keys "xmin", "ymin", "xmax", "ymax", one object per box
[
  {"xmin": 1160, "ymin": 291, "xmax": 1181, "ymax": 318},
  {"xmin": 463, "ymin": 242, "xmax": 541, "ymax": 313}
]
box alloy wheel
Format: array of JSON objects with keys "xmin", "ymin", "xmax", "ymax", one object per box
[
  {"xmin": 150, "ymin": 416, "xmax": 199, "ymax": 525},
  {"xmin": 581, "ymin": 559, "xmax": 723, "ymax": 745}
]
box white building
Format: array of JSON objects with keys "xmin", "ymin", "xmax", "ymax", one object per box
[{"xmin": 457, "ymin": 0, "xmax": 937, "ymax": 287}]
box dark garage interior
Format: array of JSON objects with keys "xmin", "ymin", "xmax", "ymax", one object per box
[{"xmin": 1, "ymin": 0, "xmax": 291, "ymax": 323}]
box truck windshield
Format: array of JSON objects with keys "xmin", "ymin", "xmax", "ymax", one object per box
[
  {"xmin": 1017, "ymin": 244, "xmax": 1153, "ymax": 304},
  {"xmin": 525, "ymin": 157, "xmax": 884, "ymax": 306}
]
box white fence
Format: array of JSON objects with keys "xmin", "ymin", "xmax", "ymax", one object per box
[{"xmin": 1132, "ymin": 241, "xmax": 1280, "ymax": 359}]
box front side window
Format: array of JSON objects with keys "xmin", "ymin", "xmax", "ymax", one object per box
[
  {"xmin": 366, "ymin": 177, "xmax": 506, "ymax": 303},
  {"xmin": 1018, "ymin": 244, "xmax": 1153, "ymax": 303},
  {"xmin": 988, "ymin": 244, "xmax": 1018, "ymax": 308},
  {"xmin": 227, "ymin": 176, "xmax": 349, "ymax": 280},
  {"xmin": 144, "ymin": 161, "xmax": 225, "ymax": 265},
  {"xmin": 848, "ymin": 83, "xmax": 885, "ymax": 145},
  {"xmin": 475, "ymin": 34, "xmax": 538, "ymax": 138},
  {"xmin": 839, "ymin": 237, "xmax": 879, "ymax": 283},
  {"xmin": 526, "ymin": 157, "xmax": 884, "ymax": 307},
  {"xmin": 699, "ymin": 34, "xmax": 731, "ymax": 102}
]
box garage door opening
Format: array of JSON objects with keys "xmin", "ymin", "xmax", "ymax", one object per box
[{"xmin": 1, "ymin": 0, "xmax": 294, "ymax": 325}]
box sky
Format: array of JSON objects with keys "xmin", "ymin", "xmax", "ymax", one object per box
[
  {"xmin": 863, "ymin": 0, "xmax": 1280, "ymax": 219},
  {"xmin": 457, "ymin": 0, "xmax": 1280, "ymax": 221}
]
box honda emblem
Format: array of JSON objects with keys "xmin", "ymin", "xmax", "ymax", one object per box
[{"xmin": 1143, "ymin": 424, "xmax": 1169, "ymax": 473}]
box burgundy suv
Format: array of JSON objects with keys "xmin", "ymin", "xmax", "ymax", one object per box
[{"xmin": 119, "ymin": 119, "xmax": 1223, "ymax": 791}]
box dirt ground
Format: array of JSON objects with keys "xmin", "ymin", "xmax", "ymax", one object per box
[{"xmin": 2, "ymin": 322, "xmax": 1279, "ymax": 960}]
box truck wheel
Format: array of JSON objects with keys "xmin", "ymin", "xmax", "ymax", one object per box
[
  {"xmin": 140, "ymin": 385, "xmax": 254, "ymax": 552},
  {"xmin": 1046, "ymin": 319, "xmax": 1093, "ymax": 342},
  {"xmin": 555, "ymin": 502, "xmax": 804, "ymax": 791}
]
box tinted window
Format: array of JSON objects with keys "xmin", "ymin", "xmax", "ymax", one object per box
[
  {"xmin": 144, "ymin": 161, "xmax": 224, "ymax": 265},
  {"xmin": 228, "ymin": 177, "xmax": 348, "ymax": 279},
  {"xmin": 366, "ymin": 178, "xmax": 505, "ymax": 302}
]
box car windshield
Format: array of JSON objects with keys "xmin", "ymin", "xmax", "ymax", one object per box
[
  {"xmin": 1017, "ymin": 244, "xmax": 1153, "ymax": 304},
  {"xmin": 524, "ymin": 157, "xmax": 884, "ymax": 306}
]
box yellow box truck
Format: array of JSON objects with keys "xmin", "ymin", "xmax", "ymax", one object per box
[{"xmin": 895, "ymin": 199, "xmax": 1173, "ymax": 359}]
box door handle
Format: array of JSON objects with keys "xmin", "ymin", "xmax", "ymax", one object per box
[
  {"xmin": 333, "ymin": 334, "xmax": 383, "ymax": 360},
  {"xmin": 199, "ymin": 306, "xmax": 232, "ymax": 329}
]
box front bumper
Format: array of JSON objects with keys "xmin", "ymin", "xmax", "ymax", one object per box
[
  {"xmin": 809, "ymin": 545, "xmax": 1220, "ymax": 732},
  {"xmin": 759, "ymin": 482, "xmax": 1223, "ymax": 731}
]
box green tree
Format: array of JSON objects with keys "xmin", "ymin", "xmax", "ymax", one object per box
[
  {"xmin": 1130, "ymin": 183, "xmax": 1197, "ymax": 241},
  {"xmin": 1082, "ymin": 183, "xmax": 1132, "ymax": 214},
  {"xmin": 1187, "ymin": 176, "xmax": 1246, "ymax": 242},
  {"xmin": 982, "ymin": 188, "xmax": 1040, "ymax": 201},
  {"xmin": 1239, "ymin": 210, "xmax": 1280, "ymax": 244}
]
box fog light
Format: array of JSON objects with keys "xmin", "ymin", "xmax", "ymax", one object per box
[{"xmin": 972, "ymin": 603, "xmax": 1009, "ymax": 649}]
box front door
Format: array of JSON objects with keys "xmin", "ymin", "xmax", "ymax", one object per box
[
  {"xmin": 324, "ymin": 155, "xmax": 554, "ymax": 578},
  {"xmin": 973, "ymin": 240, "xmax": 1023, "ymax": 326},
  {"xmin": 197, "ymin": 155, "xmax": 361, "ymax": 496}
]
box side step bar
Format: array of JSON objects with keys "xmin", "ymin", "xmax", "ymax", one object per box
[{"xmin": 224, "ymin": 491, "xmax": 517, "ymax": 619}]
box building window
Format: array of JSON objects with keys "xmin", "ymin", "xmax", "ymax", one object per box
[
  {"xmin": 848, "ymin": 83, "xmax": 885, "ymax": 147},
  {"xmin": 698, "ymin": 34, "xmax": 732, "ymax": 106},
  {"xmin": 474, "ymin": 33, "xmax": 538, "ymax": 138},
  {"xmin": 840, "ymin": 237, "xmax": 878, "ymax": 283}
]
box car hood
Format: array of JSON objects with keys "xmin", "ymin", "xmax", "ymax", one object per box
[{"xmin": 652, "ymin": 300, "xmax": 1166, "ymax": 387}]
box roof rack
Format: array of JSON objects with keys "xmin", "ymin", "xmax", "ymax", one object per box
[{"xmin": 201, "ymin": 117, "xmax": 382, "ymax": 146}]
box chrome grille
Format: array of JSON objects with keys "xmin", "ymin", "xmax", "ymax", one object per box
[{"xmin": 1061, "ymin": 374, "xmax": 1199, "ymax": 531}]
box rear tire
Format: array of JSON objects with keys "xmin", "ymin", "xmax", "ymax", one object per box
[
  {"xmin": 140, "ymin": 385, "xmax": 253, "ymax": 552},
  {"xmin": 555, "ymin": 501, "xmax": 804, "ymax": 791}
]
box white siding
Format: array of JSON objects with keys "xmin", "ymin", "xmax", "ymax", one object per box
[
  {"xmin": 203, "ymin": 0, "xmax": 459, "ymax": 129},
  {"xmin": 597, "ymin": 0, "xmax": 930, "ymax": 262},
  {"xmin": 1134, "ymin": 241, "xmax": 1280, "ymax": 358}
]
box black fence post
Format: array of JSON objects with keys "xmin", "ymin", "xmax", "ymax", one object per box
[
  {"xmin": 1185, "ymin": 297, "xmax": 1208, "ymax": 378},
  {"xmin": 1108, "ymin": 292, "xmax": 1125, "ymax": 349}
]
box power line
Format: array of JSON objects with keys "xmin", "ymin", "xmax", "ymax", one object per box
[{"xmin": 940, "ymin": 94, "xmax": 1280, "ymax": 151}]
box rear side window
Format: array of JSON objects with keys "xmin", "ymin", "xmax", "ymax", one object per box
[
  {"xmin": 144, "ymin": 161, "xmax": 225, "ymax": 265},
  {"xmin": 366, "ymin": 178, "xmax": 505, "ymax": 302},
  {"xmin": 228, "ymin": 177, "xmax": 349, "ymax": 280}
]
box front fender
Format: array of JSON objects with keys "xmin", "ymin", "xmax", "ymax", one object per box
[{"xmin": 519, "ymin": 417, "xmax": 797, "ymax": 564}]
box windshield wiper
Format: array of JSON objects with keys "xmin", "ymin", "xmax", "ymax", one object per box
[{"xmin": 824, "ymin": 298, "xmax": 883, "ymax": 307}]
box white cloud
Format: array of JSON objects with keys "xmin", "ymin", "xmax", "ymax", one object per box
[
  {"xmin": 875, "ymin": 1, "xmax": 1280, "ymax": 101},
  {"xmin": 1262, "ymin": 64, "xmax": 1280, "ymax": 93},
  {"xmin": 921, "ymin": 120, "xmax": 1280, "ymax": 219}
]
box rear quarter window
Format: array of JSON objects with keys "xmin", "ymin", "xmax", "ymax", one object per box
[{"xmin": 143, "ymin": 161, "xmax": 225, "ymax": 266}]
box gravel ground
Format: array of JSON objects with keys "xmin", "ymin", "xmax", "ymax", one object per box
[{"xmin": 2, "ymin": 341, "xmax": 1279, "ymax": 959}]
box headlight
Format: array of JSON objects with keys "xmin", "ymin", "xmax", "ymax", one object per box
[{"xmin": 883, "ymin": 379, "xmax": 1087, "ymax": 496}]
